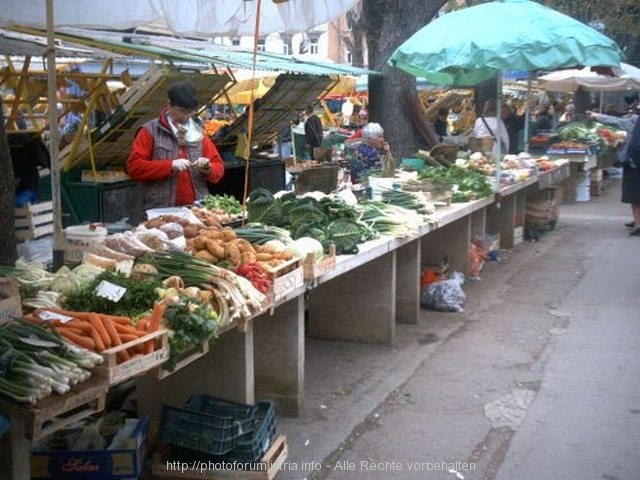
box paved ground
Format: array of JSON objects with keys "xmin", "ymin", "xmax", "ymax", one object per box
[{"xmin": 277, "ymin": 175, "xmax": 640, "ymax": 480}]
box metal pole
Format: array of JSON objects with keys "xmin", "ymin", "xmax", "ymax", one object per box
[
  {"xmin": 524, "ymin": 74, "xmax": 532, "ymax": 153},
  {"xmin": 46, "ymin": 0, "xmax": 65, "ymax": 269}
]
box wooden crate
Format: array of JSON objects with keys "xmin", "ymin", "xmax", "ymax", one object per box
[
  {"xmin": 151, "ymin": 434, "xmax": 288, "ymax": 480},
  {"xmin": 14, "ymin": 201, "xmax": 54, "ymax": 241},
  {"xmin": 265, "ymin": 258, "xmax": 304, "ymax": 304},
  {"xmin": 0, "ymin": 376, "xmax": 108, "ymax": 441},
  {"xmin": 94, "ymin": 329, "xmax": 170, "ymax": 385},
  {"xmin": 303, "ymin": 244, "xmax": 336, "ymax": 280}
]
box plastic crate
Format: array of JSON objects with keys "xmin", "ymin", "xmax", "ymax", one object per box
[
  {"xmin": 159, "ymin": 395, "xmax": 258, "ymax": 455},
  {"xmin": 231, "ymin": 401, "xmax": 277, "ymax": 462},
  {"xmin": 168, "ymin": 402, "xmax": 277, "ymax": 464}
]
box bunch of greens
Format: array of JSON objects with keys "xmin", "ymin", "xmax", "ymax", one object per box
[
  {"xmin": 62, "ymin": 270, "xmax": 162, "ymax": 318},
  {"xmin": 162, "ymin": 295, "xmax": 220, "ymax": 372},
  {"xmin": 244, "ymin": 189, "xmax": 375, "ymax": 253},
  {"xmin": 202, "ymin": 194, "xmax": 243, "ymax": 214},
  {"xmin": 420, "ymin": 165, "xmax": 492, "ymax": 202}
]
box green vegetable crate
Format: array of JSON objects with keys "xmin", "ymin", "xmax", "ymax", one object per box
[
  {"xmin": 159, "ymin": 394, "xmax": 259, "ymax": 456},
  {"xmin": 166, "ymin": 401, "xmax": 277, "ymax": 464}
]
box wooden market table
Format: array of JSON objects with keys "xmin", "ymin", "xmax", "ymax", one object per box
[{"xmin": 2, "ymin": 165, "xmax": 571, "ymax": 479}]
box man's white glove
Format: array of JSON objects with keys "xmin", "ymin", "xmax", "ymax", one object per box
[
  {"xmin": 171, "ymin": 158, "xmax": 191, "ymax": 173},
  {"xmin": 195, "ymin": 157, "xmax": 212, "ymax": 175}
]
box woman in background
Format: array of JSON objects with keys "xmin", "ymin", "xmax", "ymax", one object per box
[
  {"xmin": 351, "ymin": 122, "xmax": 395, "ymax": 183},
  {"xmin": 473, "ymin": 99, "xmax": 510, "ymax": 157}
]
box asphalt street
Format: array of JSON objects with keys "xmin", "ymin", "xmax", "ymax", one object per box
[{"xmin": 278, "ymin": 174, "xmax": 640, "ymax": 480}]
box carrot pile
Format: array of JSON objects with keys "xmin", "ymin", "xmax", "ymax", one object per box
[{"xmin": 23, "ymin": 305, "xmax": 166, "ymax": 365}]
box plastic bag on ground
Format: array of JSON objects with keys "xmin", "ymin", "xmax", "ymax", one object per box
[{"xmin": 420, "ymin": 272, "xmax": 466, "ymax": 312}]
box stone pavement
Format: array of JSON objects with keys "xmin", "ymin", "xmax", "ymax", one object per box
[{"xmin": 277, "ymin": 175, "xmax": 640, "ymax": 480}]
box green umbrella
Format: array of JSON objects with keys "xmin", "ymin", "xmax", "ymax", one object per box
[{"xmin": 388, "ymin": 0, "xmax": 623, "ymax": 87}]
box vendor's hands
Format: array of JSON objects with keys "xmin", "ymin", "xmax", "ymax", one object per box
[
  {"xmin": 195, "ymin": 157, "xmax": 212, "ymax": 175},
  {"xmin": 171, "ymin": 158, "xmax": 191, "ymax": 173}
]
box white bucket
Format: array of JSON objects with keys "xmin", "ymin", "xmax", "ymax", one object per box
[
  {"xmin": 575, "ymin": 171, "xmax": 591, "ymax": 202},
  {"xmin": 64, "ymin": 224, "xmax": 108, "ymax": 264}
]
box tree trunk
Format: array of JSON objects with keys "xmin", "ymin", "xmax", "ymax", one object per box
[
  {"xmin": 0, "ymin": 100, "xmax": 17, "ymax": 266},
  {"xmin": 573, "ymin": 87, "xmax": 591, "ymax": 120},
  {"xmin": 363, "ymin": 0, "xmax": 447, "ymax": 159}
]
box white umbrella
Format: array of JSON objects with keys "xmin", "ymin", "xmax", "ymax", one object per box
[{"xmin": 538, "ymin": 63, "xmax": 640, "ymax": 93}]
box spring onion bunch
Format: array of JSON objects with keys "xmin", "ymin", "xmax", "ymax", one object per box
[
  {"xmin": 0, "ymin": 319, "xmax": 103, "ymax": 405},
  {"xmin": 356, "ymin": 201, "xmax": 425, "ymax": 237},
  {"xmin": 233, "ymin": 223, "xmax": 293, "ymax": 245},
  {"xmin": 0, "ymin": 258, "xmax": 56, "ymax": 297}
]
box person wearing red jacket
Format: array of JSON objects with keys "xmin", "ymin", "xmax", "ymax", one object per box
[{"xmin": 127, "ymin": 81, "xmax": 224, "ymax": 212}]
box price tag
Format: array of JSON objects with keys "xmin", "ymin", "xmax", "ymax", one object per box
[
  {"xmin": 37, "ymin": 310, "xmax": 74, "ymax": 323},
  {"xmin": 95, "ymin": 280, "xmax": 127, "ymax": 302}
]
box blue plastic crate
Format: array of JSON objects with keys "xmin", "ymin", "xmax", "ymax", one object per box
[
  {"xmin": 167, "ymin": 402, "xmax": 277, "ymax": 464},
  {"xmin": 230, "ymin": 401, "xmax": 276, "ymax": 463},
  {"xmin": 159, "ymin": 395, "xmax": 258, "ymax": 456}
]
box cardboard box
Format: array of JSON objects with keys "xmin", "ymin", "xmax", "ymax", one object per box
[
  {"xmin": 30, "ymin": 416, "xmax": 149, "ymax": 480},
  {"xmin": 0, "ymin": 278, "xmax": 22, "ymax": 325}
]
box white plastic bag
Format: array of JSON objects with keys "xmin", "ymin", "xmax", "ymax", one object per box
[{"xmin": 420, "ymin": 272, "xmax": 465, "ymax": 312}]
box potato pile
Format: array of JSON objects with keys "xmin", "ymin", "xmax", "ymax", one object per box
[
  {"xmin": 190, "ymin": 206, "xmax": 237, "ymax": 227},
  {"xmin": 186, "ymin": 228, "xmax": 294, "ymax": 270}
]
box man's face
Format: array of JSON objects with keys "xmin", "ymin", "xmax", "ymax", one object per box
[{"xmin": 169, "ymin": 104, "xmax": 195, "ymax": 125}]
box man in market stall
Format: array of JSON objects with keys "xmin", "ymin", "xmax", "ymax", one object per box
[{"xmin": 127, "ymin": 81, "xmax": 225, "ymax": 212}]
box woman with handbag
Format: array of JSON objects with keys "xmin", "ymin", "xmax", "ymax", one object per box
[{"xmin": 473, "ymin": 99, "xmax": 510, "ymax": 158}]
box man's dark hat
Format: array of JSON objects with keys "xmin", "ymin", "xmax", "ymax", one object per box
[{"xmin": 168, "ymin": 81, "xmax": 199, "ymax": 110}]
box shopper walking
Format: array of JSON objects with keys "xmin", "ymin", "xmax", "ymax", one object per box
[{"xmin": 588, "ymin": 110, "xmax": 640, "ymax": 235}]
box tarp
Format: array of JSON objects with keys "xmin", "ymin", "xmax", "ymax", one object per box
[{"xmin": 0, "ymin": 0, "xmax": 359, "ymax": 36}]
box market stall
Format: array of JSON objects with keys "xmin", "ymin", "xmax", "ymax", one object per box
[{"xmin": 0, "ymin": 151, "xmax": 576, "ymax": 478}]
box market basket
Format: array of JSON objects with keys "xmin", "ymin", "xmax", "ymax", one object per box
[
  {"xmin": 468, "ymin": 136, "xmax": 495, "ymax": 153},
  {"xmin": 430, "ymin": 143, "xmax": 459, "ymax": 162},
  {"xmin": 159, "ymin": 394, "xmax": 258, "ymax": 456}
]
